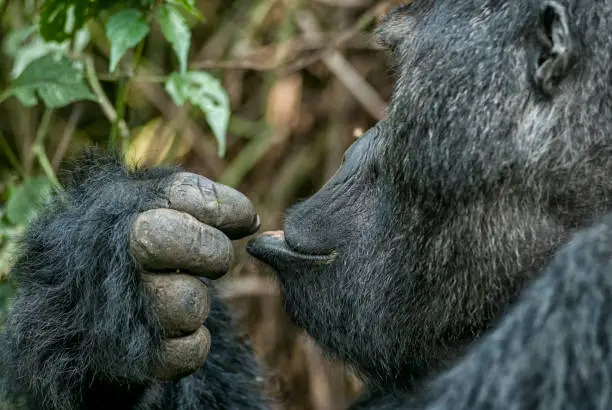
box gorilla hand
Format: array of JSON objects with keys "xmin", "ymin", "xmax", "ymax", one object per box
[
  {"xmin": 0, "ymin": 151, "xmax": 260, "ymax": 410},
  {"xmin": 130, "ymin": 172, "xmax": 259, "ymax": 380}
]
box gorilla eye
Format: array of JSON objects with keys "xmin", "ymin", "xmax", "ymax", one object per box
[
  {"xmin": 340, "ymin": 129, "xmax": 367, "ymax": 166},
  {"xmin": 339, "ymin": 125, "xmax": 380, "ymax": 171}
]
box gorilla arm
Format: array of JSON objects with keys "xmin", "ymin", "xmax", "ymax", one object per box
[{"xmin": 0, "ymin": 150, "xmax": 267, "ymax": 410}]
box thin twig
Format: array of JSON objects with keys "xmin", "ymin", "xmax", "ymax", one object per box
[
  {"xmin": 296, "ymin": 10, "xmax": 387, "ymax": 120},
  {"xmin": 0, "ymin": 132, "xmax": 24, "ymax": 177},
  {"xmin": 32, "ymin": 108, "xmax": 61, "ymax": 188},
  {"xmin": 111, "ymin": 40, "xmax": 145, "ymax": 152},
  {"xmin": 84, "ymin": 56, "xmax": 130, "ymax": 141}
]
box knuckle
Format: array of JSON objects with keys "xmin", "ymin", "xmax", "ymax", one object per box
[
  {"xmin": 164, "ymin": 172, "xmax": 259, "ymax": 238},
  {"xmin": 198, "ymin": 229, "xmax": 234, "ymax": 278},
  {"xmin": 190, "ymin": 224, "xmax": 233, "ymax": 266},
  {"xmin": 131, "ymin": 209, "xmax": 195, "ymax": 266},
  {"xmin": 130, "ymin": 211, "xmax": 158, "ymax": 262},
  {"xmin": 176, "ymin": 278, "xmax": 211, "ymax": 328},
  {"xmin": 143, "ymin": 274, "xmax": 210, "ymax": 335},
  {"xmin": 154, "ymin": 327, "xmax": 211, "ymax": 380},
  {"xmin": 168, "ymin": 172, "xmax": 221, "ymax": 216},
  {"xmin": 132, "ymin": 207, "xmax": 233, "ymax": 277},
  {"xmin": 132, "ymin": 209, "xmax": 175, "ymax": 242},
  {"xmin": 132, "ymin": 210, "xmax": 153, "ymax": 236}
]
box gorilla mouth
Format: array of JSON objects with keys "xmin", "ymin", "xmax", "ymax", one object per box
[{"xmin": 246, "ymin": 231, "xmax": 336, "ymax": 268}]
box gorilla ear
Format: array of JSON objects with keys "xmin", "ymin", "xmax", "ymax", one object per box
[{"xmin": 533, "ymin": 1, "xmax": 575, "ymax": 96}]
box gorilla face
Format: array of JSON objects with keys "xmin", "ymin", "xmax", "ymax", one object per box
[
  {"xmin": 248, "ymin": 0, "xmax": 612, "ymax": 388},
  {"xmin": 248, "ymin": 124, "xmax": 397, "ymax": 383}
]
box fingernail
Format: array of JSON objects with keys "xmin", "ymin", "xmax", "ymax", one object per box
[{"xmin": 249, "ymin": 214, "xmax": 261, "ymax": 234}]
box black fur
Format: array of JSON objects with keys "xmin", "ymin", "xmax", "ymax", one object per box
[
  {"xmin": 350, "ymin": 214, "xmax": 612, "ymax": 409},
  {"xmin": 247, "ymin": 0, "xmax": 612, "ymax": 407},
  {"xmin": 0, "ymin": 151, "xmax": 266, "ymax": 409},
  {"xmin": 4, "ymin": 0, "xmax": 612, "ymax": 409}
]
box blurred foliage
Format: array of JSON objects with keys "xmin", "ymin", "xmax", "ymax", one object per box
[
  {"xmin": 0, "ymin": 0, "xmax": 399, "ymax": 407},
  {"xmin": 40, "ymin": 0, "xmax": 155, "ymax": 42},
  {"xmin": 0, "ymin": 0, "xmax": 230, "ymax": 282}
]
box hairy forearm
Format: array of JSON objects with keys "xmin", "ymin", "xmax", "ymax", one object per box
[
  {"xmin": 0, "ymin": 154, "xmax": 171, "ymax": 409},
  {"xmin": 0, "ymin": 150, "xmax": 268, "ymax": 410}
]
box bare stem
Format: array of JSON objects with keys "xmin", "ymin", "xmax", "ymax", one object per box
[
  {"xmin": 33, "ymin": 108, "xmax": 61, "ymax": 189},
  {"xmin": 0, "ymin": 132, "xmax": 24, "ymax": 177},
  {"xmin": 84, "ymin": 56, "xmax": 130, "ymax": 145}
]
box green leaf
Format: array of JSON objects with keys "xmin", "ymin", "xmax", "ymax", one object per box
[
  {"xmin": 166, "ymin": 71, "xmax": 230, "ymax": 157},
  {"xmin": 167, "ymin": 0, "xmax": 204, "ymax": 20},
  {"xmin": 1, "ymin": 54, "xmax": 96, "ymax": 108},
  {"xmin": 2, "ymin": 25, "xmax": 38, "ymax": 57},
  {"xmin": 12, "ymin": 89, "xmax": 38, "ymax": 106},
  {"xmin": 39, "ymin": 0, "xmax": 157, "ymax": 42},
  {"xmin": 11, "ymin": 39, "xmax": 69, "ymax": 79},
  {"xmin": 106, "ymin": 9, "xmax": 150, "ymax": 73},
  {"xmin": 3, "ymin": 25, "xmax": 67, "ymax": 78},
  {"xmin": 5, "ymin": 177, "xmax": 54, "ymax": 226},
  {"xmin": 156, "ymin": 3, "xmax": 191, "ymax": 73},
  {"xmin": 40, "ymin": 1, "xmax": 91, "ymax": 42},
  {"xmin": 3, "ymin": 25, "xmax": 90, "ymax": 78}
]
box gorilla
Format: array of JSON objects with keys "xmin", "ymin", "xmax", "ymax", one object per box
[{"xmin": 2, "ymin": 0, "xmax": 612, "ymax": 408}]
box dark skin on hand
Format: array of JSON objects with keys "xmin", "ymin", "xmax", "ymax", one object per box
[{"xmin": 128, "ymin": 172, "xmax": 259, "ymax": 380}]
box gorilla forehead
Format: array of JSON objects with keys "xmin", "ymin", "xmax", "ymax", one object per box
[
  {"xmin": 377, "ymin": 1, "xmax": 535, "ymax": 197},
  {"xmin": 378, "ymin": 0, "xmax": 526, "ymax": 52},
  {"xmin": 384, "ymin": 1, "xmax": 530, "ymax": 114}
]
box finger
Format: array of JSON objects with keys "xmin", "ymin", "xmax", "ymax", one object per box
[
  {"xmin": 164, "ymin": 172, "xmax": 260, "ymax": 239},
  {"xmin": 131, "ymin": 209, "xmax": 233, "ymax": 279},
  {"xmin": 142, "ymin": 273, "xmax": 210, "ymax": 337},
  {"xmin": 153, "ymin": 326, "xmax": 211, "ymax": 380}
]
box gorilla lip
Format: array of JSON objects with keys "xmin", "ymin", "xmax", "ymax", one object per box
[
  {"xmin": 246, "ymin": 230, "xmax": 336, "ymax": 267},
  {"xmin": 264, "ymin": 230, "xmax": 285, "ymax": 241}
]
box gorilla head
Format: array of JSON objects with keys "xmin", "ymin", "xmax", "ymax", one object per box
[{"xmin": 248, "ymin": 0, "xmax": 612, "ymax": 389}]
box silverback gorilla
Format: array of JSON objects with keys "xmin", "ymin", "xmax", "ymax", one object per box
[{"xmin": 3, "ymin": 0, "xmax": 612, "ymax": 408}]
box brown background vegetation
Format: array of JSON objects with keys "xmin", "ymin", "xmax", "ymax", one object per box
[{"xmin": 0, "ymin": 0, "xmax": 405, "ymax": 408}]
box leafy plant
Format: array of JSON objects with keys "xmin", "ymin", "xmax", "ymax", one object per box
[
  {"xmin": 106, "ymin": 9, "xmax": 150, "ymax": 73},
  {"xmin": 0, "ymin": 54, "xmax": 96, "ymax": 107},
  {"xmin": 0, "ymin": 177, "xmax": 53, "ymax": 320},
  {"xmin": 166, "ymin": 72, "xmax": 230, "ymax": 157},
  {"xmin": 0, "ymin": 0, "xmax": 231, "ymax": 315},
  {"xmin": 3, "ymin": 0, "xmax": 228, "ymax": 153}
]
